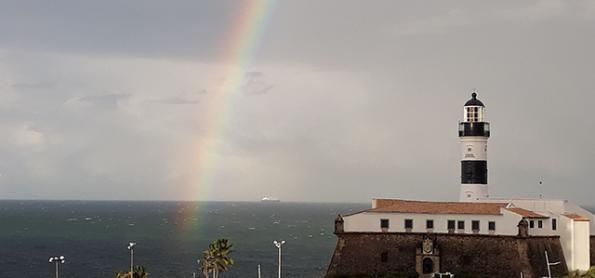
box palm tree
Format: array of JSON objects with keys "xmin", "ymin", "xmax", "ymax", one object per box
[
  {"xmin": 200, "ymin": 249, "xmax": 216, "ymax": 278},
  {"xmin": 211, "ymin": 239, "xmax": 234, "ymax": 276},
  {"xmin": 200, "ymin": 239, "xmax": 234, "ymax": 278},
  {"xmin": 115, "ymin": 265, "xmax": 149, "ymax": 278}
]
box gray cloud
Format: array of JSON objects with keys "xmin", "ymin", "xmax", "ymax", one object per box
[
  {"xmin": 0, "ymin": 1, "xmax": 594, "ymax": 204},
  {"xmin": 78, "ymin": 93, "xmax": 132, "ymax": 109},
  {"xmin": 242, "ymin": 71, "xmax": 274, "ymax": 96},
  {"xmin": 146, "ymin": 97, "xmax": 199, "ymax": 105},
  {"xmin": 12, "ymin": 81, "xmax": 54, "ymax": 91}
]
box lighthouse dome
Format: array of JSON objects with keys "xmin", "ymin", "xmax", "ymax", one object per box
[{"xmin": 465, "ymin": 92, "xmax": 484, "ymax": 107}]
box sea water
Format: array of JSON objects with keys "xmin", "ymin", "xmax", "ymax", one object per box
[{"xmin": 0, "ymin": 201, "xmax": 367, "ymax": 278}]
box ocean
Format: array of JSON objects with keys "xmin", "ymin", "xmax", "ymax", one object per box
[{"xmin": 0, "ymin": 201, "xmax": 368, "ymax": 278}]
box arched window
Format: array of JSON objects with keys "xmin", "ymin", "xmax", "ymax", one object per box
[{"xmin": 422, "ymin": 258, "xmax": 434, "ymax": 274}]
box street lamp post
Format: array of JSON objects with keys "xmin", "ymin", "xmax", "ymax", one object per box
[
  {"xmin": 195, "ymin": 259, "xmax": 201, "ymax": 278},
  {"xmin": 273, "ymin": 240, "xmax": 286, "ymax": 278},
  {"xmin": 128, "ymin": 242, "xmax": 136, "ymax": 277},
  {"xmin": 48, "ymin": 256, "xmax": 65, "ymax": 278}
]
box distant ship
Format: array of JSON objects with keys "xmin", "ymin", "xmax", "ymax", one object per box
[{"xmin": 261, "ymin": 197, "xmax": 281, "ymax": 203}]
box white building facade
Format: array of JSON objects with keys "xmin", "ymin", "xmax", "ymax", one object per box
[{"xmin": 342, "ymin": 198, "xmax": 592, "ymax": 271}]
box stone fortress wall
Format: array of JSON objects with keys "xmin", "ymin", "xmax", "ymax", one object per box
[{"xmin": 326, "ymin": 232, "xmax": 568, "ymax": 278}]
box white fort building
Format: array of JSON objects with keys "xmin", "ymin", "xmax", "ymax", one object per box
[{"xmin": 340, "ymin": 93, "xmax": 594, "ymax": 272}]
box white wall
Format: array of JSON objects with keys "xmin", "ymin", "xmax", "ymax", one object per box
[
  {"xmin": 559, "ymin": 216, "xmax": 574, "ymax": 270},
  {"xmin": 573, "ymin": 220, "xmax": 590, "ymax": 271},
  {"xmin": 343, "ymin": 210, "xmax": 521, "ymax": 235},
  {"xmin": 460, "ymin": 137, "xmax": 487, "ymax": 161},
  {"xmin": 559, "ymin": 215, "xmax": 591, "ymax": 272},
  {"xmin": 482, "ymin": 198, "xmax": 567, "ymax": 213},
  {"xmin": 482, "ymin": 198, "xmax": 595, "ymax": 236},
  {"xmin": 526, "ymin": 217, "xmax": 557, "ymax": 236},
  {"xmin": 565, "ymin": 202, "xmax": 595, "ymax": 234}
]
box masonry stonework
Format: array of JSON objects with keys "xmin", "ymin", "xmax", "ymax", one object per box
[{"xmin": 326, "ymin": 232, "xmax": 568, "ymax": 278}]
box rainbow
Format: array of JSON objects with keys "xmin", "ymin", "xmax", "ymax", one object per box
[{"xmin": 181, "ymin": 0, "xmax": 277, "ymax": 231}]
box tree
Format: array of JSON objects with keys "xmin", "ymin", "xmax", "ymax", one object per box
[
  {"xmin": 200, "ymin": 249, "xmax": 216, "ymax": 278},
  {"xmin": 115, "ymin": 265, "xmax": 149, "ymax": 278},
  {"xmin": 200, "ymin": 239, "xmax": 234, "ymax": 278}
]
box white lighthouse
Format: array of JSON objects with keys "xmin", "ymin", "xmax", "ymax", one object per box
[{"xmin": 459, "ymin": 92, "xmax": 490, "ymax": 201}]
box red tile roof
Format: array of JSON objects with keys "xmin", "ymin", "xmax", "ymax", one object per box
[
  {"xmin": 563, "ymin": 213, "xmax": 590, "ymax": 221},
  {"xmin": 368, "ymin": 199, "xmax": 508, "ymax": 215},
  {"xmin": 505, "ymin": 207, "xmax": 548, "ymax": 218}
]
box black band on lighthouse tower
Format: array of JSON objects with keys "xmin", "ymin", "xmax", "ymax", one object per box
[{"xmin": 461, "ymin": 161, "xmax": 487, "ymax": 184}]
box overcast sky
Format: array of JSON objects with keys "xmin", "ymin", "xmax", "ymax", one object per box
[{"xmin": 0, "ymin": 0, "xmax": 594, "ymax": 204}]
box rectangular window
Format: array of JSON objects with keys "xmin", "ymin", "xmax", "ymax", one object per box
[
  {"xmin": 380, "ymin": 219, "xmax": 389, "ymax": 229},
  {"xmin": 538, "ymin": 220, "xmax": 543, "ymax": 228},
  {"xmin": 405, "ymin": 219, "xmax": 413, "ymax": 229},
  {"xmin": 472, "ymin": 220, "xmax": 480, "ymax": 231},
  {"xmin": 447, "ymin": 220, "xmax": 456, "ymax": 230},
  {"xmin": 488, "ymin": 221, "xmax": 496, "ymax": 231},
  {"xmin": 457, "ymin": 220, "xmax": 465, "ymax": 230},
  {"xmin": 552, "ymin": 219, "xmax": 557, "ymax": 230},
  {"xmin": 426, "ymin": 220, "xmax": 434, "ymax": 229},
  {"xmin": 529, "ymin": 220, "xmax": 534, "ymax": 228}
]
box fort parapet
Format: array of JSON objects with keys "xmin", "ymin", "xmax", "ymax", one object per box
[{"xmin": 326, "ymin": 232, "xmax": 568, "ymax": 278}]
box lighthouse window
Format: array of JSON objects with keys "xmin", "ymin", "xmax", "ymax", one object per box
[
  {"xmin": 489, "ymin": 221, "xmax": 496, "ymax": 231},
  {"xmin": 529, "ymin": 220, "xmax": 534, "ymax": 228},
  {"xmin": 552, "ymin": 219, "xmax": 557, "ymax": 230},
  {"xmin": 466, "ymin": 107, "xmax": 479, "ymax": 122},
  {"xmin": 538, "ymin": 220, "xmax": 543, "ymax": 228}
]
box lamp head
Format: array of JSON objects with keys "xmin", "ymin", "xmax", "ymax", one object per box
[{"xmin": 273, "ymin": 240, "xmax": 285, "ymax": 248}]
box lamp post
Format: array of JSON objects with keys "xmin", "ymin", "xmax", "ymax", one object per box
[
  {"xmin": 48, "ymin": 256, "xmax": 65, "ymax": 278},
  {"xmin": 128, "ymin": 242, "xmax": 136, "ymax": 277},
  {"xmin": 273, "ymin": 240, "xmax": 285, "ymax": 278}
]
